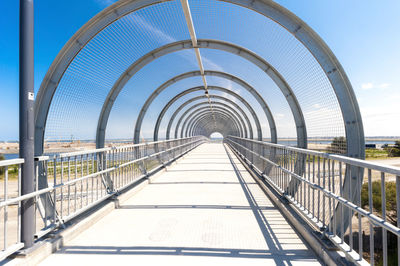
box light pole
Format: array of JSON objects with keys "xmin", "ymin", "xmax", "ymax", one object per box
[{"xmin": 19, "ymin": 0, "xmax": 35, "ymax": 248}]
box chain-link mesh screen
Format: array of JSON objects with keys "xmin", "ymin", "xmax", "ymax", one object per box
[{"xmin": 41, "ymin": 0, "xmax": 353, "ymax": 154}]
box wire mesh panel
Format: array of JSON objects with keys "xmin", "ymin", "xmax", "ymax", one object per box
[
  {"xmin": 44, "ymin": 1, "xmax": 190, "ymax": 142},
  {"xmin": 191, "ymin": 0, "xmax": 346, "ymax": 147},
  {"xmin": 34, "ymin": 0, "xmax": 364, "ymax": 158}
]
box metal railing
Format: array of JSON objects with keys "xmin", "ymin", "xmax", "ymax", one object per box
[
  {"xmin": 226, "ymin": 136, "xmax": 400, "ymax": 266},
  {"xmin": 0, "ymin": 136, "xmax": 206, "ymax": 260}
]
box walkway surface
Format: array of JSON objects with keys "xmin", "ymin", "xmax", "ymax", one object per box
[{"xmin": 39, "ymin": 143, "xmax": 320, "ymax": 266}]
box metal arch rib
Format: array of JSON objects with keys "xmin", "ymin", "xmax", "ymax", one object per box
[
  {"xmin": 130, "ymin": 70, "xmax": 276, "ymax": 145},
  {"xmin": 164, "ymin": 95, "xmax": 254, "ymax": 140},
  {"xmin": 94, "ymin": 39, "xmax": 304, "ymax": 148},
  {"xmin": 182, "ymin": 109, "xmax": 242, "ymax": 139},
  {"xmin": 200, "ymin": 122, "xmax": 234, "ymax": 138},
  {"xmin": 32, "ymin": 0, "xmax": 364, "ymax": 236},
  {"xmin": 160, "ymin": 100, "xmax": 252, "ymax": 139},
  {"xmin": 154, "ymin": 93, "xmax": 254, "ymax": 141},
  {"xmin": 225, "ymin": 0, "xmax": 364, "ymax": 158},
  {"xmin": 193, "ymin": 114, "xmax": 239, "ymax": 137},
  {"xmin": 34, "ymin": 0, "xmax": 363, "ymax": 157},
  {"xmin": 191, "ymin": 113, "xmax": 239, "ymax": 137},
  {"xmin": 152, "ymin": 87, "xmax": 249, "ymax": 141},
  {"xmin": 169, "ymin": 86, "xmax": 261, "ymax": 140},
  {"xmin": 191, "ymin": 114, "xmax": 236, "ymax": 137},
  {"xmin": 193, "ymin": 114, "xmax": 238, "ymax": 137},
  {"xmin": 183, "ymin": 107, "xmax": 245, "ymax": 138},
  {"xmin": 187, "ymin": 110, "xmax": 242, "ymax": 138},
  {"xmin": 195, "ymin": 117, "xmax": 235, "ymax": 137},
  {"xmin": 184, "ymin": 106, "xmax": 246, "ymax": 138},
  {"xmin": 196, "ymin": 116, "xmax": 236, "ymax": 138},
  {"xmin": 204, "ymin": 70, "xmax": 275, "ymax": 141},
  {"xmin": 34, "ymin": 0, "xmax": 166, "ymax": 155}
]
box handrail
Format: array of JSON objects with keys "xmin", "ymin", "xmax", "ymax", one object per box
[
  {"xmin": 0, "ymin": 136, "xmax": 206, "ymax": 261},
  {"xmin": 226, "ymin": 136, "xmax": 400, "ymax": 265},
  {"xmin": 228, "ymin": 135, "xmax": 400, "ymax": 175}
]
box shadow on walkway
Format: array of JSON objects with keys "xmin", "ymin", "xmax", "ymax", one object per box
[{"xmin": 53, "ymin": 143, "xmax": 318, "ymax": 265}]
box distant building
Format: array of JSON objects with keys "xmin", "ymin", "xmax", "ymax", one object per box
[{"xmin": 365, "ymin": 144, "xmax": 376, "ymax": 149}]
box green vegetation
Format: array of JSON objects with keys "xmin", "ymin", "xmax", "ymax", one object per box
[
  {"xmin": 0, "ymin": 153, "xmax": 4, "ymax": 175},
  {"xmin": 327, "ymin": 137, "xmax": 346, "ymax": 154},
  {"xmin": 365, "ymin": 148, "xmax": 389, "ymax": 159},
  {"xmin": 385, "ymin": 140, "xmax": 400, "ymax": 157},
  {"xmin": 361, "ymin": 180, "xmax": 397, "ymax": 224},
  {"xmin": 0, "ymin": 154, "xmax": 20, "ymax": 180},
  {"xmin": 361, "ymin": 180, "xmax": 398, "ymax": 265}
]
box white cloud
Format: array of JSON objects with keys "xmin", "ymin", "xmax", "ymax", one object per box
[
  {"xmin": 95, "ymin": 0, "xmax": 117, "ymax": 7},
  {"xmin": 378, "ymin": 83, "xmax": 391, "ymax": 89},
  {"xmin": 131, "ymin": 14, "xmax": 177, "ymax": 44},
  {"xmin": 129, "ymin": 14, "xmax": 224, "ymax": 75},
  {"xmin": 361, "ymin": 83, "xmax": 373, "ymax": 90},
  {"xmin": 361, "ymin": 82, "xmax": 391, "ymax": 90},
  {"xmin": 360, "ymin": 104, "xmax": 400, "ymax": 136}
]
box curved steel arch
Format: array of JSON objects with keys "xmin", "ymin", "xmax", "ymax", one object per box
[
  {"xmin": 160, "ymin": 100, "xmax": 251, "ymax": 139},
  {"xmin": 146, "ymin": 85, "xmax": 261, "ymax": 141},
  {"xmin": 191, "ymin": 113, "xmax": 237, "ymax": 138},
  {"xmin": 181, "ymin": 108, "xmax": 243, "ymax": 139},
  {"xmin": 183, "ymin": 107, "xmax": 245, "ymax": 138},
  {"xmin": 193, "ymin": 113, "xmax": 240, "ymax": 137},
  {"xmin": 191, "ymin": 113, "xmax": 239, "ymax": 137},
  {"xmin": 185, "ymin": 107, "xmax": 246, "ymax": 138},
  {"xmin": 195, "ymin": 120, "xmax": 232, "ymax": 138},
  {"xmin": 96, "ymin": 39, "xmax": 304, "ymax": 148},
  {"xmin": 170, "ymin": 86, "xmax": 261, "ymax": 140},
  {"xmin": 164, "ymin": 95, "xmax": 254, "ymax": 140},
  {"xmin": 188, "ymin": 111, "xmax": 242, "ymax": 139},
  {"xmin": 193, "ymin": 114, "xmax": 241, "ymax": 138},
  {"xmin": 33, "ymin": 0, "xmax": 365, "ymax": 235},
  {"xmin": 154, "ymin": 93, "xmax": 255, "ymax": 141},
  {"xmin": 191, "ymin": 115, "xmax": 234, "ymax": 137},
  {"xmin": 130, "ymin": 70, "xmax": 276, "ymax": 145},
  {"xmin": 35, "ymin": 0, "xmax": 363, "ymax": 158},
  {"xmin": 194, "ymin": 117, "xmax": 234, "ymax": 137}
]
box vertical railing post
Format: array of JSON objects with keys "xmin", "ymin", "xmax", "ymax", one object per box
[{"xmin": 19, "ymin": 0, "xmax": 35, "ymax": 248}]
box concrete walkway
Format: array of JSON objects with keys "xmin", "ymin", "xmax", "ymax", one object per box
[{"xmin": 39, "ymin": 143, "xmax": 320, "ymax": 266}]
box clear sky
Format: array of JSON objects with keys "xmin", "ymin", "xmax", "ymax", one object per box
[{"xmin": 0, "ymin": 0, "xmax": 399, "ymax": 141}]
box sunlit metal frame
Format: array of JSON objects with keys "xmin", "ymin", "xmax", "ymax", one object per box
[
  {"xmin": 153, "ymin": 89, "xmax": 258, "ymax": 141},
  {"xmin": 191, "ymin": 112, "xmax": 239, "ymax": 137},
  {"xmin": 132, "ymin": 70, "xmax": 276, "ymax": 145},
  {"xmin": 159, "ymin": 100, "xmax": 252, "ymax": 139},
  {"xmin": 163, "ymin": 94, "xmax": 254, "ymax": 140},
  {"xmin": 34, "ymin": 0, "xmax": 365, "ymax": 236},
  {"xmin": 167, "ymin": 86, "xmax": 261, "ymax": 140},
  {"xmin": 95, "ymin": 39, "xmax": 304, "ymax": 148},
  {"xmin": 182, "ymin": 106, "xmax": 245, "ymax": 137},
  {"xmin": 35, "ymin": 0, "xmax": 364, "ymax": 156}
]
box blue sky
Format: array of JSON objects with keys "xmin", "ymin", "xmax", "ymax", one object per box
[{"xmin": 0, "ymin": 0, "xmax": 399, "ymax": 141}]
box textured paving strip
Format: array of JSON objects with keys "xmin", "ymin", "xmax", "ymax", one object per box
[{"xmin": 39, "ymin": 143, "xmax": 321, "ymax": 266}]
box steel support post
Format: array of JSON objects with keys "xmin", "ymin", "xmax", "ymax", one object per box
[{"xmin": 19, "ymin": 0, "xmax": 35, "ymax": 248}]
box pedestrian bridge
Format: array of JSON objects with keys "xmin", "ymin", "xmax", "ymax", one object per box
[
  {"xmin": 2, "ymin": 0, "xmax": 400, "ymax": 265},
  {"xmin": 38, "ymin": 143, "xmax": 320, "ymax": 265}
]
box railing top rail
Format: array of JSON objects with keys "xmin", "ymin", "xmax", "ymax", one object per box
[
  {"xmin": 227, "ymin": 136, "xmax": 400, "ymax": 176},
  {"xmin": 35, "ymin": 155, "xmax": 50, "ymax": 162},
  {"xmin": 55, "ymin": 137, "xmax": 198, "ymax": 158},
  {"xmin": 0, "ymin": 137, "xmax": 205, "ymax": 208},
  {"xmin": 0, "ymin": 158, "xmax": 24, "ymax": 167}
]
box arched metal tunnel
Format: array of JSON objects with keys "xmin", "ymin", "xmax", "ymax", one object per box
[
  {"xmin": 31, "ymin": 0, "xmax": 367, "ymax": 261},
  {"xmin": 34, "ymin": 0, "xmax": 364, "ymax": 158}
]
